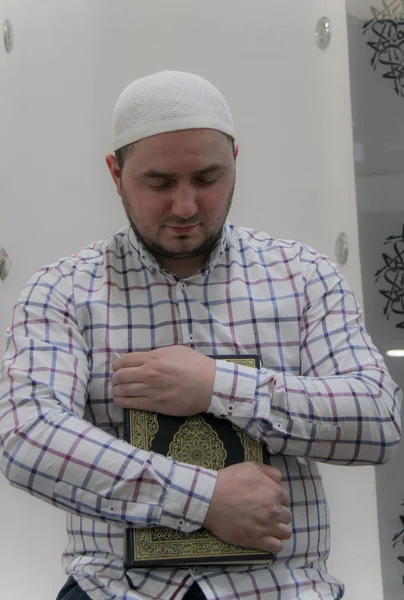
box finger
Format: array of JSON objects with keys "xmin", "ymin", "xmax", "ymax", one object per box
[
  {"xmin": 113, "ymin": 395, "xmax": 151, "ymax": 409},
  {"xmin": 113, "ymin": 382, "xmax": 146, "ymax": 397},
  {"xmin": 255, "ymin": 464, "xmax": 283, "ymax": 484},
  {"xmin": 275, "ymin": 522, "xmax": 293, "ymax": 540},
  {"xmin": 112, "ymin": 352, "xmax": 148, "ymax": 371},
  {"xmin": 281, "ymin": 490, "xmax": 291, "ymax": 508},
  {"xmin": 279, "ymin": 506, "xmax": 293, "ymax": 524},
  {"xmin": 258, "ymin": 536, "xmax": 284, "ymax": 554},
  {"xmin": 112, "ymin": 367, "xmax": 144, "ymax": 385},
  {"xmin": 252, "ymin": 465, "xmax": 291, "ymax": 507}
]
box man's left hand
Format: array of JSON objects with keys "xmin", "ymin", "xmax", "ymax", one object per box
[{"xmin": 112, "ymin": 346, "xmax": 216, "ymax": 415}]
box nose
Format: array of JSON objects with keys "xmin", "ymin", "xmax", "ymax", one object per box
[{"xmin": 170, "ymin": 184, "xmax": 198, "ymax": 219}]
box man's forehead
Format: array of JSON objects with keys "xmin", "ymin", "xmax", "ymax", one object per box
[
  {"xmin": 132, "ymin": 128, "xmax": 231, "ymax": 152},
  {"xmin": 141, "ymin": 163, "xmax": 226, "ymax": 179},
  {"xmin": 127, "ymin": 130, "xmax": 233, "ymax": 171}
]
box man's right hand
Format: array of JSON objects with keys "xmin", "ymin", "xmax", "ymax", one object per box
[{"xmin": 203, "ymin": 462, "xmax": 292, "ymax": 553}]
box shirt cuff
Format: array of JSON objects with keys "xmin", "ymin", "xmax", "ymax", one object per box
[
  {"xmin": 159, "ymin": 460, "xmax": 217, "ymax": 533},
  {"xmin": 207, "ymin": 359, "xmax": 258, "ymax": 419}
]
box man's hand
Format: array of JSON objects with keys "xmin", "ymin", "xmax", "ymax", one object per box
[
  {"xmin": 203, "ymin": 462, "xmax": 292, "ymax": 553},
  {"xmin": 112, "ymin": 346, "xmax": 216, "ymax": 415}
]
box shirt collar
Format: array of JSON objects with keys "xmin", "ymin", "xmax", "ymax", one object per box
[
  {"xmin": 127, "ymin": 223, "xmax": 229, "ymax": 277},
  {"xmin": 205, "ymin": 223, "xmax": 228, "ymax": 274},
  {"xmin": 127, "ymin": 227, "xmax": 159, "ymax": 273}
]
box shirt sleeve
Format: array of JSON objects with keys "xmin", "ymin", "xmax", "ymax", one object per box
[
  {"xmin": 208, "ymin": 253, "xmax": 402, "ymax": 465},
  {"xmin": 0, "ymin": 264, "xmax": 216, "ymax": 532}
]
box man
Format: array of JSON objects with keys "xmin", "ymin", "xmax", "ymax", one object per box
[{"xmin": 0, "ymin": 70, "xmax": 401, "ymax": 600}]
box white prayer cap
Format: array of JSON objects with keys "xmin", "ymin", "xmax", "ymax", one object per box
[{"xmin": 112, "ymin": 70, "xmax": 235, "ymax": 151}]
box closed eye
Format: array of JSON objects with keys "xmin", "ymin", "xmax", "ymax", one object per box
[
  {"xmin": 148, "ymin": 176, "xmax": 221, "ymax": 189},
  {"xmin": 148, "ymin": 179, "xmax": 176, "ymax": 190},
  {"xmin": 193, "ymin": 174, "xmax": 222, "ymax": 186}
]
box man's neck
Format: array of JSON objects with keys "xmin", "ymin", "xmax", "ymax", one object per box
[{"xmin": 157, "ymin": 253, "xmax": 209, "ymax": 279}]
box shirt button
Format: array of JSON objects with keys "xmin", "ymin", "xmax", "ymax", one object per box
[
  {"xmin": 228, "ymin": 404, "xmax": 235, "ymax": 412},
  {"xmin": 188, "ymin": 333, "xmax": 194, "ymax": 343},
  {"xmin": 177, "ymin": 519, "xmax": 185, "ymax": 528},
  {"xmin": 190, "ymin": 567, "xmax": 200, "ymax": 574},
  {"xmin": 181, "ymin": 282, "xmax": 187, "ymax": 290}
]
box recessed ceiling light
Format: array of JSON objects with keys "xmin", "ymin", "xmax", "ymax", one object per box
[{"xmin": 386, "ymin": 349, "xmax": 404, "ymax": 358}]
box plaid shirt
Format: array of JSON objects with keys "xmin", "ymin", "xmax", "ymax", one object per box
[{"xmin": 0, "ymin": 222, "xmax": 401, "ymax": 600}]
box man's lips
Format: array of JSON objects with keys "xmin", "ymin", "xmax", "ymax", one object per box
[{"xmin": 165, "ymin": 224, "xmax": 199, "ymax": 234}]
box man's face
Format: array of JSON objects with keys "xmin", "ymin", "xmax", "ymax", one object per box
[{"xmin": 107, "ymin": 129, "xmax": 238, "ymax": 274}]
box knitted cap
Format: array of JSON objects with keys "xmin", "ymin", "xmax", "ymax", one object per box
[{"xmin": 112, "ymin": 70, "xmax": 235, "ymax": 151}]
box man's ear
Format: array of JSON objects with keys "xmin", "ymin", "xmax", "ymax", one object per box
[
  {"xmin": 105, "ymin": 154, "xmax": 122, "ymax": 196},
  {"xmin": 233, "ymin": 143, "xmax": 239, "ymax": 161}
]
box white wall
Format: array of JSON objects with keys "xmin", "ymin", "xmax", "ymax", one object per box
[{"xmin": 0, "ymin": 1, "xmax": 384, "ymax": 598}]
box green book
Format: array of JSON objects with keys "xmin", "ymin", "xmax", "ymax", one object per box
[{"xmin": 123, "ymin": 354, "xmax": 273, "ymax": 569}]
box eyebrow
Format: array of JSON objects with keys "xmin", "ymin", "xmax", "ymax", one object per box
[{"xmin": 142, "ymin": 163, "xmax": 225, "ymax": 179}]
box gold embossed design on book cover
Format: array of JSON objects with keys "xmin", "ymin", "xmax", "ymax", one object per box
[
  {"xmin": 126, "ymin": 355, "xmax": 269, "ymax": 564},
  {"xmin": 168, "ymin": 415, "xmax": 227, "ymax": 470}
]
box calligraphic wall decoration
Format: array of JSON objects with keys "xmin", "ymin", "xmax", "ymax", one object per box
[
  {"xmin": 374, "ymin": 225, "xmax": 404, "ymax": 328},
  {"xmin": 368, "ymin": 0, "xmax": 404, "ymax": 21},
  {"xmin": 392, "ymin": 501, "xmax": 404, "ymax": 578},
  {"xmin": 362, "ymin": 1, "xmax": 404, "ymax": 96}
]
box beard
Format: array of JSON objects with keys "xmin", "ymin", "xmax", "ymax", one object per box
[{"xmin": 120, "ymin": 182, "xmax": 235, "ymax": 261}]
